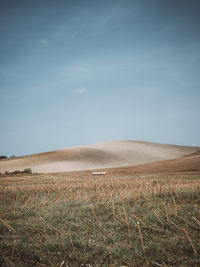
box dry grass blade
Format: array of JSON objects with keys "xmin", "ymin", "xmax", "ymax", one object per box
[
  {"xmin": 10, "ymin": 240, "xmax": 17, "ymax": 263},
  {"xmin": 192, "ymin": 216, "xmax": 200, "ymax": 227},
  {"xmin": 176, "ymin": 215, "xmax": 200, "ymax": 230},
  {"xmin": 87, "ymin": 221, "xmax": 91, "ymax": 248},
  {"xmin": 183, "ymin": 228, "xmax": 198, "ymax": 256},
  {"xmin": 153, "ymin": 209, "xmax": 163, "ymax": 225},
  {"xmin": 68, "ymin": 230, "xmax": 74, "ymax": 251},
  {"xmin": 172, "ymin": 196, "xmax": 178, "ymax": 216},
  {"xmin": 99, "ymin": 253, "xmax": 110, "ymax": 267},
  {"xmin": 123, "ymin": 207, "xmax": 130, "ymax": 234},
  {"xmin": 91, "ymin": 206, "xmax": 103, "ymax": 232},
  {"xmin": 64, "ymin": 220, "xmax": 84, "ymax": 230},
  {"xmin": 137, "ymin": 222, "xmax": 145, "ymax": 253},
  {"xmin": 152, "ymin": 261, "xmax": 162, "ymax": 266},
  {"xmin": 112, "ymin": 199, "xmax": 115, "ymax": 216},
  {"xmin": 59, "ymin": 260, "xmax": 65, "ymax": 267},
  {"xmin": 0, "ymin": 217, "xmax": 16, "ymax": 233}
]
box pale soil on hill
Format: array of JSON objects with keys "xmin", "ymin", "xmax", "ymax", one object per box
[
  {"xmin": 0, "ymin": 140, "xmax": 199, "ymax": 173},
  {"xmin": 67, "ymin": 150, "xmax": 200, "ymax": 177}
]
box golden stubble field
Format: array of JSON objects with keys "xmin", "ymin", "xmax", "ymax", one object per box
[{"xmin": 0, "ymin": 172, "xmax": 200, "ymax": 266}]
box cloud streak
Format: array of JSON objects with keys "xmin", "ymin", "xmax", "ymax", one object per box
[
  {"xmin": 73, "ymin": 88, "xmax": 86, "ymax": 94},
  {"xmin": 40, "ymin": 39, "xmax": 50, "ymax": 46}
]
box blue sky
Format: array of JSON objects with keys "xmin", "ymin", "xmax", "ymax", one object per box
[{"xmin": 0, "ymin": 0, "xmax": 200, "ymax": 156}]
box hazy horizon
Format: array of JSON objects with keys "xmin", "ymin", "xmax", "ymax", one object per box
[{"xmin": 1, "ymin": 0, "xmax": 200, "ymax": 156}]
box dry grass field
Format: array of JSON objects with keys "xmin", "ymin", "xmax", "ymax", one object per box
[{"xmin": 0, "ymin": 171, "xmax": 200, "ymax": 266}]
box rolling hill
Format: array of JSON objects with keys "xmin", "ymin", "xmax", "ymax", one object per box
[
  {"xmin": 92, "ymin": 150, "xmax": 200, "ymax": 176},
  {"xmin": 0, "ymin": 140, "xmax": 199, "ymax": 173}
]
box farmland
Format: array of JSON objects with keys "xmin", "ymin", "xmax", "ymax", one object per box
[{"xmin": 0, "ymin": 172, "xmax": 200, "ymax": 266}]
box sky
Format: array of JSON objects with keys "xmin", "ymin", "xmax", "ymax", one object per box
[{"xmin": 0, "ymin": 0, "xmax": 200, "ymax": 156}]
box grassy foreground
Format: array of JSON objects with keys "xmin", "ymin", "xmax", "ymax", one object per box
[{"xmin": 0, "ymin": 173, "xmax": 200, "ymax": 266}]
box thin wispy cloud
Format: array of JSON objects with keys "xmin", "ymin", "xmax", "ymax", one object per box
[
  {"xmin": 40, "ymin": 39, "xmax": 50, "ymax": 46},
  {"xmin": 73, "ymin": 88, "xmax": 86, "ymax": 94}
]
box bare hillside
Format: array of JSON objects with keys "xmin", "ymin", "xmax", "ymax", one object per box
[
  {"xmin": 93, "ymin": 150, "xmax": 200, "ymax": 176},
  {"xmin": 0, "ymin": 140, "xmax": 199, "ymax": 173}
]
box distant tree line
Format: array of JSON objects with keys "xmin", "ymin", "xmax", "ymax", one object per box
[
  {"xmin": 0, "ymin": 156, "xmax": 7, "ymax": 160},
  {"xmin": 0, "ymin": 168, "xmax": 32, "ymax": 177},
  {"xmin": 0, "ymin": 155, "xmax": 16, "ymax": 160},
  {"xmin": 5, "ymin": 168, "xmax": 32, "ymax": 175}
]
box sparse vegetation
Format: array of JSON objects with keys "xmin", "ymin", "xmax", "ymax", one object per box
[
  {"xmin": 2, "ymin": 168, "xmax": 32, "ymax": 177},
  {"xmin": 0, "ymin": 173, "xmax": 200, "ymax": 266},
  {"xmin": 0, "ymin": 156, "xmax": 7, "ymax": 160}
]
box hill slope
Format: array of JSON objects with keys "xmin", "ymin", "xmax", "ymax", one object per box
[
  {"xmin": 94, "ymin": 150, "xmax": 200, "ymax": 176},
  {"xmin": 0, "ymin": 140, "xmax": 199, "ymax": 173}
]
